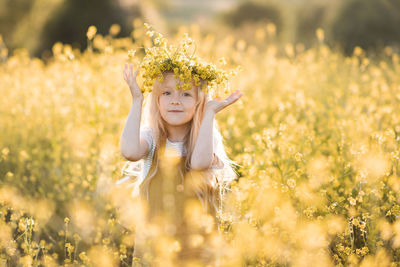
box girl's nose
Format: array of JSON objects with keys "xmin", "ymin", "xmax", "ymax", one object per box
[{"xmin": 170, "ymin": 95, "xmax": 181, "ymax": 105}]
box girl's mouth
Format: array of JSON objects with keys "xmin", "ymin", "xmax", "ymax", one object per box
[{"xmin": 169, "ymin": 110, "xmax": 183, "ymax": 113}]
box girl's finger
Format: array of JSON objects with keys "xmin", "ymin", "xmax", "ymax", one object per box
[
  {"xmin": 225, "ymin": 91, "xmax": 241, "ymax": 103},
  {"xmin": 130, "ymin": 64, "xmax": 134, "ymax": 75},
  {"xmin": 230, "ymin": 93, "xmax": 242, "ymax": 104},
  {"xmin": 222, "ymin": 92, "xmax": 242, "ymax": 108}
]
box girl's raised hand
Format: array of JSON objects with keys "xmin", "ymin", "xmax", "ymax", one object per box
[
  {"xmin": 123, "ymin": 63, "xmax": 143, "ymax": 99},
  {"xmin": 205, "ymin": 89, "xmax": 243, "ymax": 114}
]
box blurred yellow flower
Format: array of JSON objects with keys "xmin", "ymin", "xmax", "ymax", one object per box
[
  {"xmin": 86, "ymin": 25, "xmax": 97, "ymax": 40},
  {"xmin": 316, "ymin": 28, "xmax": 325, "ymax": 42}
]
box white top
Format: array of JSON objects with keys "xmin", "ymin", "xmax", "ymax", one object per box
[
  {"xmin": 139, "ymin": 126, "xmax": 188, "ymax": 180},
  {"xmin": 117, "ymin": 126, "xmax": 229, "ymax": 197}
]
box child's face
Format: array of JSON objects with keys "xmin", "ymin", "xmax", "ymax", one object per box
[{"xmin": 158, "ymin": 73, "xmax": 198, "ymax": 127}]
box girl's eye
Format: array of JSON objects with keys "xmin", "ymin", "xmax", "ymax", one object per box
[
  {"xmin": 163, "ymin": 91, "xmax": 170, "ymax": 95},
  {"xmin": 183, "ymin": 92, "xmax": 191, "ymax": 97}
]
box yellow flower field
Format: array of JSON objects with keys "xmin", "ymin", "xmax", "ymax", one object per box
[{"xmin": 1, "ymin": 20, "xmax": 400, "ymax": 266}]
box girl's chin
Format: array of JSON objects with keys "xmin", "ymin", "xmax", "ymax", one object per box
[
  {"xmin": 165, "ymin": 121, "xmax": 189, "ymax": 126},
  {"xmin": 163, "ymin": 118, "xmax": 191, "ymax": 126}
]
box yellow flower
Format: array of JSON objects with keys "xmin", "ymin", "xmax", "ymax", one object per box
[
  {"xmin": 294, "ymin": 152, "xmax": 303, "ymax": 162},
  {"xmin": 127, "ymin": 49, "xmax": 136, "ymax": 59},
  {"xmin": 128, "ymin": 23, "xmax": 235, "ymax": 95},
  {"xmin": 86, "ymin": 26, "xmax": 97, "ymax": 40},
  {"xmin": 146, "ymin": 30, "xmax": 154, "ymax": 38},
  {"xmin": 316, "ymin": 28, "xmax": 324, "ymax": 42},
  {"xmin": 348, "ymin": 197, "xmax": 356, "ymax": 206},
  {"xmin": 218, "ymin": 57, "xmax": 227, "ymax": 65},
  {"xmin": 287, "ymin": 178, "xmax": 296, "ymax": 188},
  {"xmin": 109, "ymin": 24, "xmax": 121, "ymax": 36}
]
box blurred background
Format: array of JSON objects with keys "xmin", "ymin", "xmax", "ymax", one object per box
[
  {"xmin": 2, "ymin": 0, "xmax": 400, "ymax": 59},
  {"xmin": 2, "ymin": 0, "xmax": 400, "ymax": 266}
]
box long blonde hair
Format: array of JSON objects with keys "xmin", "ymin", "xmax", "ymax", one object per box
[{"xmin": 120, "ymin": 71, "xmax": 239, "ymax": 216}]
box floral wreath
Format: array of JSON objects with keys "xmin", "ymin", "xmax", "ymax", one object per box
[{"xmin": 127, "ymin": 23, "xmax": 241, "ymax": 98}]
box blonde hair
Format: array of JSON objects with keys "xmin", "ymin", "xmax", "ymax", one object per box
[{"xmin": 121, "ymin": 71, "xmax": 239, "ymax": 216}]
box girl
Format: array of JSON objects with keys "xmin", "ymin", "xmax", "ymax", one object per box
[{"xmin": 118, "ymin": 63, "xmax": 242, "ymax": 266}]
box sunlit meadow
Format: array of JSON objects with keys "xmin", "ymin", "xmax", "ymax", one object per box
[{"xmin": 1, "ymin": 19, "xmax": 400, "ymax": 266}]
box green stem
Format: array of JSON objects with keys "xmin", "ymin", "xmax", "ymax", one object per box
[
  {"xmin": 34, "ymin": 246, "xmax": 41, "ymax": 267},
  {"xmin": 189, "ymin": 42, "xmax": 197, "ymax": 62},
  {"xmin": 73, "ymin": 240, "xmax": 79, "ymax": 263},
  {"xmin": 64, "ymin": 223, "xmax": 68, "ymax": 260}
]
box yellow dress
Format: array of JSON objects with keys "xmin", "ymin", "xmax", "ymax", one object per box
[{"xmin": 132, "ymin": 143, "xmax": 218, "ymax": 267}]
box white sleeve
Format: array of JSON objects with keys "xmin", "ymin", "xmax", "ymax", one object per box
[
  {"xmin": 140, "ymin": 126, "xmax": 154, "ymax": 156},
  {"xmin": 211, "ymin": 154, "xmax": 224, "ymax": 170},
  {"xmin": 211, "ymin": 129, "xmax": 224, "ymax": 170}
]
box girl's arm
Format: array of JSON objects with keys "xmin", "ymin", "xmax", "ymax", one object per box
[
  {"xmin": 120, "ymin": 64, "xmax": 149, "ymax": 161},
  {"xmin": 191, "ymin": 89, "xmax": 243, "ymax": 170},
  {"xmin": 190, "ymin": 109, "xmax": 215, "ymax": 170},
  {"xmin": 120, "ymin": 98, "xmax": 149, "ymax": 161}
]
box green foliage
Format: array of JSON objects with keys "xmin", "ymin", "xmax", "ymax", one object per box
[
  {"xmin": 0, "ymin": 0, "xmax": 34, "ymax": 34},
  {"xmin": 221, "ymin": 1, "xmax": 282, "ymax": 31},
  {"xmin": 0, "ymin": 0, "xmax": 35, "ymax": 47},
  {"xmin": 295, "ymin": 3, "xmax": 327, "ymax": 47},
  {"xmin": 330, "ymin": 0, "xmax": 400, "ymax": 55},
  {"xmin": 39, "ymin": 0, "xmax": 137, "ymax": 57}
]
